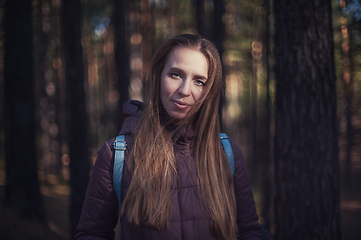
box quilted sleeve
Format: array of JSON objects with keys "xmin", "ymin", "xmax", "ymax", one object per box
[
  {"xmin": 228, "ymin": 137, "xmax": 262, "ymax": 240},
  {"xmin": 75, "ymin": 139, "xmax": 119, "ymax": 240}
]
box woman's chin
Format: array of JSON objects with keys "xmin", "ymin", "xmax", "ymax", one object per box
[
  {"xmin": 170, "ymin": 114, "xmax": 185, "ymax": 121},
  {"xmin": 166, "ymin": 112, "xmax": 188, "ymax": 123}
]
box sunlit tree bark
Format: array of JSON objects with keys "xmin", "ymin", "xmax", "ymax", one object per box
[
  {"xmin": 4, "ymin": 0, "xmax": 44, "ymax": 220},
  {"xmin": 61, "ymin": 0, "xmax": 90, "ymax": 236},
  {"xmin": 341, "ymin": 0, "xmax": 355, "ymax": 181},
  {"xmin": 35, "ymin": 0, "xmax": 64, "ymax": 185},
  {"xmin": 273, "ymin": 0, "xmax": 341, "ymax": 239}
]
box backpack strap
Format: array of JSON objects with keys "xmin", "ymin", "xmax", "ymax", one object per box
[
  {"xmin": 220, "ymin": 133, "xmax": 235, "ymax": 176},
  {"xmin": 113, "ymin": 135, "xmax": 126, "ymax": 208},
  {"xmin": 112, "ymin": 133, "xmax": 235, "ymax": 208}
]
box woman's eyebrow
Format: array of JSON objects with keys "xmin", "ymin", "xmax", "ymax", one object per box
[
  {"xmin": 194, "ymin": 74, "xmax": 207, "ymax": 80},
  {"xmin": 168, "ymin": 67, "xmax": 183, "ymax": 73}
]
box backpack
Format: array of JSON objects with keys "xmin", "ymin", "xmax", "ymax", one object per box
[{"xmin": 113, "ymin": 133, "xmax": 234, "ymax": 208}]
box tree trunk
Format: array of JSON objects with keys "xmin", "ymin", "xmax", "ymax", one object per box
[
  {"xmin": 250, "ymin": 54, "xmax": 258, "ymax": 185},
  {"xmin": 213, "ymin": 0, "xmax": 225, "ymax": 130},
  {"xmin": 196, "ymin": 0, "xmax": 206, "ymax": 36},
  {"xmin": 61, "ymin": 0, "xmax": 90, "ymax": 236},
  {"xmin": 273, "ymin": 0, "xmax": 341, "ymax": 239},
  {"xmin": 261, "ymin": 0, "xmax": 272, "ymax": 230},
  {"xmin": 113, "ymin": 0, "xmax": 130, "ymax": 132},
  {"xmin": 196, "ymin": 0, "xmax": 225, "ymax": 130},
  {"xmin": 4, "ymin": 0, "xmax": 44, "ymax": 220},
  {"xmin": 340, "ymin": 0, "xmax": 354, "ymax": 181},
  {"xmin": 140, "ymin": 0, "xmax": 153, "ymax": 99}
]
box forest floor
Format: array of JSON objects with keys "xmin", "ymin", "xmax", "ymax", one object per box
[
  {"xmin": 0, "ymin": 184, "xmax": 67, "ymax": 240},
  {"xmin": 338, "ymin": 131, "xmax": 361, "ymax": 240},
  {"xmin": 0, "ymin": 138, "xmax": 360, "ymax": 240}
]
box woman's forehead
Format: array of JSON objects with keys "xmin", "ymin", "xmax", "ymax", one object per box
[{"xmin": 164, "ymin": 47, "xmax": 208, "ymax": 74}]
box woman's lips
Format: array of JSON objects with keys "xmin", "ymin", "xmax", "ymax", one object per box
[{"xmin": 173, "ymin": 100, "xmax": 190, "ymax": 110}]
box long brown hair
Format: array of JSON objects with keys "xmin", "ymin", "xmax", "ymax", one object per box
[{"xmin": 122, "ymin": 34, "xmax": 238, "ymax": 240}]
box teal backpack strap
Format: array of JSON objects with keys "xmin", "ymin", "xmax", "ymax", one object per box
[
  {"xmin": 113, "ymin": 135, "xmax": 127, "ymax": 208},
  {"xmin": 220, "ymin": 133, "xmax": 235, "ymax": 176}
]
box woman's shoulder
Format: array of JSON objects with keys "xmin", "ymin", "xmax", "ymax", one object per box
[
  {"xmin": 119, "ymin": 100, "xmax": 145, "ymax": 135},
  {"xmin": 92, "ymin": 137, "xmax": 116, "ymax": 171},
  {"xmin": 94, "ymin": 134, "xmax": 134, "ymax": 170},
  {"xmin": 224, "ymin": 135, "xmax": 251, "ymax": 187},
  {"xmin": 223, "ymin": 135, "xmax": 244, "ymax": 161}
]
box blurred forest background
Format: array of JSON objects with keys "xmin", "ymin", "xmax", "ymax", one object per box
[{"xmin": 0, "ymin": 0, "xmax": 360, "ymax": 239}]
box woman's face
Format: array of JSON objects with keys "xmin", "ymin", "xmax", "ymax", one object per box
[{"xmin": 160, "ymin": 47, "xmax": 209, "ymax": 121}]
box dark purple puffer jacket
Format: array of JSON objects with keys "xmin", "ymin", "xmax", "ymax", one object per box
[{"xmin": 75, "ymin": 100, "xmax": 262, "ymax": 240}]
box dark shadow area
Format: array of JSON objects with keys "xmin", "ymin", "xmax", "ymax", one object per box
[{"xmin": 0, "ymin": 185, "xmax": 69, "ymax": 240}]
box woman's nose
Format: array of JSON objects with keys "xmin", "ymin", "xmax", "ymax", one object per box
[{"xmin": 178, "ymin": 79, "xmax": 191, "ymax": 96}]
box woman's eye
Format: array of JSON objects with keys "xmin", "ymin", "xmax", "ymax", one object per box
[
  {"xmin": 170, "ymin": 73, "xmax": 180, "ymax": 79},
  {"xmin": 194, "ymin": 79, "xmax": 205, "ymax": 86}
]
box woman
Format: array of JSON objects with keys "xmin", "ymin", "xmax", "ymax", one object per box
[{"xmin": 75, "ymin": 34, "xmax": 262, "ymax": 240}]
